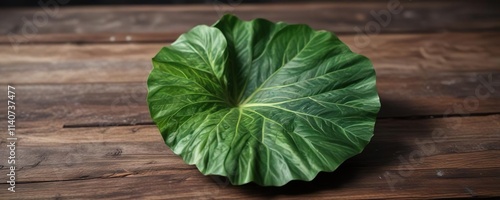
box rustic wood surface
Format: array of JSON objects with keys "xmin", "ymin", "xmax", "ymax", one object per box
[{"xmin": 1, "ymin": 1, "xmax": 500, "ymax": 199}]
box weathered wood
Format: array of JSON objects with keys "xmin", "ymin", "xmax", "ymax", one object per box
[
  {"xmin": 0, "ymin": 72, "xmax": 500, "ymax": 127},
  {"xmin": 2, "ymin": 170, "xmax": 499, "ymax": 199},
  {"xmin": 2, "ymin": 32, "xmax": 498, "ymax": 84},
  {"xmin": 1, "ymin": 32, "xmax": 499, "ymax": 123},
  {"xmin": 1, "ymin": 115, "xmax": 499, "ymax": 199},
  {"xmin": 1, "ymin": 2, "xmax": 499, "ymax": 199},
  {"xmin": 1, "ymin": 1, "xmax": 499, "ymax": 43},
  {"xmin": 3, "ymin": 69, "xmax": 499, "ymax": 129},
  {"xmin": 1, "ymin": 168, "xmax": 499, "ymax": 199}
]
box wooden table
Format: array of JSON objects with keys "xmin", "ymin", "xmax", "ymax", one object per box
[{"xmin": 1, "ymin": 1, "xmax": 500, "ymax": 199}]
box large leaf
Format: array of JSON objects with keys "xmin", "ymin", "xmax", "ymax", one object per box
[{"xmin": 147, "ymin": 14, "xmax": 380, "ymax": 186}]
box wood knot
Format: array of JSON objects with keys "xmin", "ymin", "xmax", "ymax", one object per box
[{"xmin": 106, "ymin": 148, "xmax": 123, "ymax": 157}]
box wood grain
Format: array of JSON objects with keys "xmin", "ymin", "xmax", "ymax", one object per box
[
  {"xmin": 1, "ymin": 33, "xmax": 499, "ymax": 125},
  {"xmin": 2, "ymin": 32, "xmax": 498, "ymax": 84},
  {"xmin": 0, "ymin": 33, "xmax": 500, "ymax": 127},
  {"xmin": 0, "ymin": 0, "xmax": 499, "ymax": 43},
  {"xmin": 1, "ymin": 1, "xmax": 499, "ymax": 199},
  {"xmin": 1, "ymin": 115, "xmax": 499, "ymax": 199},
  {"xmin": 2, "ymin": 70, "xmax": 499, "ymax": 129}
]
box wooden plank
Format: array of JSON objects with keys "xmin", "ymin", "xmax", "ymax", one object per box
[
  {"xmin": 1, "ymin": 1, "xmax": 499, "ymax": 44},
  {"xmin": 0, "ymin": 83, "xmax": 150, "ymax": 128},
  {"xmin": 1, "ymin": 33, "xmax": 499, "ymax": 124},
  {"xmin": 1, "ymin": 168, "xmax": 499, "ymax": 199},
  {"xmin": 1, "ymin": 115, "xmax": 499, "ymax": 199},
  {"xmin": 1, "ymin": 32, "xmax": 498, "ymax": 84},
  {"xmin": 0, "ymin": 43, "xmax": 158, "ymax": 84},
  {"xmin": 3, "ymin": 69, "xmax": 500, "ymax": 129}
]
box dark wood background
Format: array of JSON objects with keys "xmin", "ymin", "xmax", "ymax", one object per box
[{"xmin": 0, "ymin": 0, "xmax": 499, "ymax": 199}]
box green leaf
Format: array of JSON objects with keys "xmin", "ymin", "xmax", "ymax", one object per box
[{"xmin": 147, "ymin": 14, "xmax": 380, "ymax": 186}]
